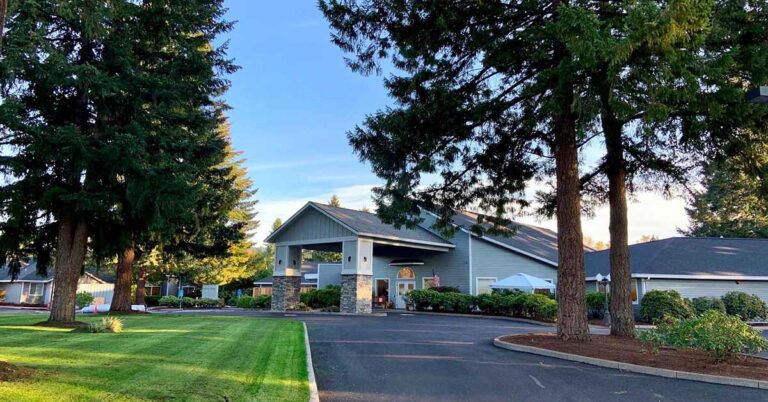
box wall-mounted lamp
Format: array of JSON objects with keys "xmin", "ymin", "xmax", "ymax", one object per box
[{"xmin": 347, "ymin": 256, "xmax": 352, "ymax": 262}]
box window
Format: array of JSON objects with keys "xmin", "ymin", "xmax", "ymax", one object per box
[
  {"xmin": 375, "ymin": 279, "xmax": 389, "ymax": 298},
  {"xmin": 422, "ymin": 277, "xmax": 435, "ymax": 289},
  {"xmin": 145, "ymin": 286, "xmax": 161, "ymax": 296},
  {"xmin": 599, "ymin": 280, "xmax": 639, "ymax": 304},
  {"xmin": 397, "ymin": 267, "xmax": 415, "ymax": 279},
  {"xmin": 27, "ymin": 283, "xmax": 44, "ymax": 304},
  {"xmin": 476, "ymin": 277, "xmax": 497, "ymax": 295}
]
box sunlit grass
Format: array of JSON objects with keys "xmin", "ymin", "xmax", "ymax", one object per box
[{"xmin": 0, "ymin": 314, "xmax": 308, "ymax": 401}]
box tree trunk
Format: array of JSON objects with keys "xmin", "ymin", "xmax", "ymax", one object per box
[
  {"xmin": 48, "ymin": 217, "xmax": 89, "ymax": 323},
  {"xmin": 551, "ymin": 0, "xmax": 590, "ymax": 342},
  {"xmin": 601, "ymin": 96, "xmax": 635, "ymax": 337},
  {"xmin": 135, "ymin": 266, "xmax": 147, "ymax": 306},
  {"xmin": 0, "ymin": 0, "xmax": 7, "ymax": 52},
  {"xmin": 110, "ymin": 244, "xmax": 136, "ymax": 312}
]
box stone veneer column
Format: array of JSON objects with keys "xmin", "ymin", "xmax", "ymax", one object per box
[
  {"xmin": 341, "ymin": 274, "xmax": 373, "ymax": 314},
  {"xmin": 271, "ymin": 276, "xmax": 301, "ymax": 311},
  {"xmin": 340, "ymin": 238, "xmax": 374, "ymax": 314},
  {"xmin": 271, "ymin": 245, "xmax": 302, "ymax": 312}
]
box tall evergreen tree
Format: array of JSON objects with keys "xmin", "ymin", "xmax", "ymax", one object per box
[
  {"xmin": 0, "ymin": 0, "xmax": 235, "ymax": 322},
  {"xmin": 328, "ymin": 194, "xmax": 341, "ymax": 207},
  {"xmin": 0, "ymin": 0, "xmax": 7, "ymax": 50},
  {"xmin": 320, "ymin": 0, "xmax": 591, "ymax": 339}
]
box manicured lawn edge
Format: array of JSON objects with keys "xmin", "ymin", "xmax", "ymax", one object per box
[
  {"xmin": 303, "ymin": 322, "xmax": 320, "ymax": 402},
  {"xmin": 493, "ymin": 335, "xmax": 768, "ymax": 389}
]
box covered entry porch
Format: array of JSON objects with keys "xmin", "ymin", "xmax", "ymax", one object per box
[{"xmin": 264, "ymin": 202, "xmax": 454, "ymax": 314}]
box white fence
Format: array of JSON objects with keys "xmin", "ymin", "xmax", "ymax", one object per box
[{"xmin": 77, "ymin": 283, "xmax": 114, "ymax": 305}]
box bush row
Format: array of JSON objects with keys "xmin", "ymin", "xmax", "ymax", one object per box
[
  {"xmin": 638, "ymin": 310, "xmax": 768, "ymax": 362},
  {"xmin": 639, "ymin": 290, "xmax": 768, "ymax": 323},
  {"xmin": 300, "ymin": 285, "xmax": 341, "ymax": 309},
  {"xmin": 157, "ymin": 296, "xmax": 224, "ymax": 308},
  {"xmin": 403, "ymin": 289, "xmax": 558, "ymax": 321},
  {"xmin": 235, "ymin": 295, "xmax": 271, "ymax": 309}
]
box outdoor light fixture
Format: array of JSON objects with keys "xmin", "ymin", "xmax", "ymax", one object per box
[
  {"xmin": 746, "ymin": 86, "xmax": 768, "ymax": 104},
  {"xmin": 278, "ymin": 259, "xmax": 282, "ymax": 265},
  {"xmin": 347, "ymin": 256, "xmax": 352, "ymax": 262},
  {"xmin": 596, "ymin": 273, "xmax": 611, "ymax": 326}
]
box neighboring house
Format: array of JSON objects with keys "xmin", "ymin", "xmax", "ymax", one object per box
[
  {"xmin": 253, "ymin": 262, "xmax": 322, "ymax": 296},
  {"xmin": 265, "ymin": 202, "xmax": 564, "ymax": 313},
  {"xmin": 585, "ymin": 237, "xmax": 768, "ymax": 308},
  {"xmin": 0, "ymin": 262, "xmax": 113, "ymax": 305}
]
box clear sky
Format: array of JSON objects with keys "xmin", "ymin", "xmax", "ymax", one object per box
[{"xmin": 221, "ymin": 1, "xmax": 689, "ymax": 246}]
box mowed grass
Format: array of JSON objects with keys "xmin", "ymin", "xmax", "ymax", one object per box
[{"xmin": 0, "ymin": 314, "xmax": 309, "ymax": 402}]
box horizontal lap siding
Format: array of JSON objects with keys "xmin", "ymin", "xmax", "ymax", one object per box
[
  {"xmin": 471, "ymin": 238, "xmax": 558, "ymax": 294},
  {"xmin": 317, "ymin": 264, "xmax": 342, "ymax": 288},
  {"xmin": 0, "ymin": 283, "xmax": 23, "ymax": 304},
  {"xmin": 77, "ymin": 283, "xmax": 114, "ymax": 304},
  {"xmin": 417, "ymin": 212, "xmax": 470, "ymax": 292},
  {"xmin": 273, "ymin": 208, "xmax": 354, "ymax": 243},
  {"xmin": 643, "ymin": 279, "xmax": 768, "ymax": 304}
]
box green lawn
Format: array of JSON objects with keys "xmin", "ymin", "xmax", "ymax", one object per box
[{"xmin": 0, "ymin": 314, "xmax": 309, "ymax": 402}]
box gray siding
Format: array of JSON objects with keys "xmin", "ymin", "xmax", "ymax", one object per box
[
  {"xmin": 471, "ymin": 238, "xmax": 558, "ymax": 294},
  {"xmin": 417, "ymin": 212, "xmax": 471, "ymax": 292},
  {"xmin": 272, "ymin": 207, "xmax": 355, "ymax": 243},
  {"xmin": 0, "ymin": 283, "xmax": 23, "ymax": 304},
  {"xmin": 371, "ymin": 256, "xmax": 440, "ymax": 303},
  {"xmin": 643, "ymin": 278, "xmax": 768, "ymax": 304},
  {"xmin": 317, "ymin": 264, "xmax": 342, "ymax": 288}
]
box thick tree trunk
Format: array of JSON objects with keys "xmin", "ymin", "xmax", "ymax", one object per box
[
  {"xmin": 551, "ymin": 0, "xmax": 590, "ymax": 342},
  {"xmin": 135, "ymin": 266, "xmax": 147, "ymax": 306},
  {"xmin": 48, "ymin": 217, "xmax": 89, "ymax": 323},
  {"xmin": 0, "ymin": 0, "xmax": 7, "ymax": 52},
  {"xmin": 110, "ymin": 245, "xmax": 136, "ymax": 312},
  {"xmin": 601, "ymin": 103, "xmax": 635, "ymax": 337}
]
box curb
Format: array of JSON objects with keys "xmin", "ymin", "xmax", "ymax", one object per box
[
  {"xmin": 493, "ymin": 336, "xmax": 768, "ymax": 389},
  {"xmin": 402, "ymin": 310, "xmax": 555, "ymax": 327},
  {"xmin": 303, "ymin": 322, "xmax": 320, "ymax": 402}
]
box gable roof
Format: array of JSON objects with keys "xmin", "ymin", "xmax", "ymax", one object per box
[
  {"xmin": 0, "ymin": 261, "xmax": 53, "ymax": 282},
  {"xmin": 450, "ymin": 211, "xmax": 561, "ymax": 266},
  {"xmin": 266, "ymin": 202, "xmax": 454, "ymax": 248},
  {"xmin": 585, "ymin": 237, "xmax": 768, "ymax": 278}
]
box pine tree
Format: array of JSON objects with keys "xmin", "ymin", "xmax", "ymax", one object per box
[
  {"xmin": 0, "ymin": 0, "xmax": 235, "ymax": 322},
  {"xmin": 328, "ymin": 195, "xmax": 341, "ymax": 207},
  {"xmin": 320, "ymin": 0, "xmax": 591, "ymax": 340},
  {"xmin": 0, "ymin": 0, "xmax": 7, "ymax": 51}
]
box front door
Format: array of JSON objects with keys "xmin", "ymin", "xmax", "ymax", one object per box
[{"xmin": 396, "ymin": 280, "xmax": 415, "ymax": 309}]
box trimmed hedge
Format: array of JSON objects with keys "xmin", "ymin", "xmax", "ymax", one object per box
[
  {"xmin": 404, "ymin": 289, "xmax": 557, "ymax": 321},
  {"xmin": 639, "ymin": 290, "xmax": 693, "ymax": 323},
  {"xmin": 586, "ymin": 291, "xmax": 607, "ymax": 318},
  {"xmin": 300, "ymin": 285, "xmax": 341, "ymax": 309},
  {"xmin": 236, "ymin": 295, "xmax": 271, "ymax": 309},
  {"xmin": 689, "ymin": 297, "xmax": 726, "ymax": 315},
  {"xmin": 144, "ymin": 295, "xmax": 161, "ymax": 307},
  {"xmin": 721, "ymin": 291, "xmax": 768, "ymax": 321},
  {"xmin": 158, "ymin": 296, "xmax": 224, "ymax": 308}
]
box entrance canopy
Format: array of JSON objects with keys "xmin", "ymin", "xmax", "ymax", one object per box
[{"xmin": 490, "ymin": 273, "xmax": 555, "ymax": 293}]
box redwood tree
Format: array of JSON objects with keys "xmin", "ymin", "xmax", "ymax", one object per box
[{"xmin": 320, "ymin": 0, "xmax": 591, "ymax": 340}]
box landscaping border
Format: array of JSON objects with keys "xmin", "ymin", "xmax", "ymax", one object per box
[
  {"xmin": 493, "ymin": 335, "xmax": 768, "ymax": 389},
  {"xmin": 303, "ymin": 322, "xmax": 320, "ymax": 402}
]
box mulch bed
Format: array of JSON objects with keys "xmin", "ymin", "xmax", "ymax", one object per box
[
  {"xmin": 501, "ymin": 333, "xmax": 768, "ymax": 381},
  {"xmin": 0, "ymin": 361, "xmax": 34, "ymax": 382}
]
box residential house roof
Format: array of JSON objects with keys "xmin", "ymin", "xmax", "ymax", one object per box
[
  {"xmin": 0, "ymin": 261, "xmax": 53, "ymax": 282},
  {"xmin": 585, "ymin": 237, "xmax": 768, "ymax": 278}
]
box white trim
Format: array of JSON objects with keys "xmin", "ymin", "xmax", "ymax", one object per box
[
  {"xmin": 388, "ymin": 261, "xmax": 425, "ymax": 266},
  {"xmin": 363, "ymin": 236, "xmax": 454, "ymax": 251},
  {"xmin": 0, "ymin": 279, "xmax": 53, "ymax": 283},
  {"xmin": 265, "ymin": 203, "xmax": 358, "ymax": 243},
  {"xmin": 475, "ymin": 277, "xmax": 498, "ymax": 295},
  {"xmin": 468, "ymin": 235, "xmax": 474, "ymax": 295},
  {"xmin": 395, "ymin": 279, "xmax": 416, "ymax": 309},
  {"xmin": 586, "ymin": 274, "xmax": 768, "ymax": 281},
  {"xmin": 274, "ymin": 236, "xmax": 357, "ymax": 247}
]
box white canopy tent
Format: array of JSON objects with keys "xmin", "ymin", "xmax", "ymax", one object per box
[{"xmin": 490, "ymin": 273, "xmax": 556, "ymax": 293}]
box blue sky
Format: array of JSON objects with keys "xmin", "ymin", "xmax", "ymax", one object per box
[{"xmin": 221, "ymin": 1, "xmax": 688, "ymax": 245}]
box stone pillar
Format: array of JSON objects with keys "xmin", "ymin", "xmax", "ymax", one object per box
[
  {"xmin": 271, "ymin": 245, "xmax": 302, "ymax": 312},
  {"xmin": 340, "ymin": 239, "xmax": 373, "ymax": 314},
  {"xmin": 341, "ymin": 274, "xmax": 372, "ymax": 314}
]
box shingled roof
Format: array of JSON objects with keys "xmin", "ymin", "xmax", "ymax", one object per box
[
  {"xmin": 0, "ymin": 261, "xmax": 52, "ymax": 282},
  {"xmin": 450, "ymin": 211, "xmax": 562, "ymax": 265},
  {"xmin": 585, "ymin": 237, "xmax": 768, "ymax": 278}
]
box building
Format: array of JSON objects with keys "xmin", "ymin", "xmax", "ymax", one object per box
[
  {"xmin": 585, "ymin": 237, "xmax": 768, "ymax": 307},
  {"xmin": 265, "ymin": 202, "xmax": 564, "ymax": 313},
  {"xmin": 0, "ymin": 262, "xmax": 113, "ymax": 306},
  {"xmin": 253, "ymin": 262, "xmax": 322, "ymax": 296}
]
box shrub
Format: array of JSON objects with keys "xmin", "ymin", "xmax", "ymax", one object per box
[
  {"xmin": 653, "ymin": 311, "xmax": 768, "ymax": 362},
  {"xmin": 721, "ymin": 291, "xmax": 768, "ymax": 321},
  {"xmin": 144, "ymin": 295, "xmax": 161, "ymax": 307},
  {"xmin": 432, "ymin": 286, "xmax": 461, "ymax": 293},
  {"xmin": 689, "ymin": 297, "xmax": 726, "ymax": 315},
  {"xmin": 300, "ymin": 286, "xmax": 341, "ymax": 309},
  {"xmin": 639, "ymin": 290, "xmax": 693, "ymax": 323},
  {"xmin": 520, "ymin": 293, "xmax": 558, "ymax": 321},
  {"xmin": 403, "ymin": 289, "xmax": 435, "ymax": 311},
  {"xmin": 586, "ymin": 291, "xmax": 607, "ymax": 318},
  {"xmin": 76, "ymin": 292, "xmax": 95, "ymax": 309},
  {"xmin": 236, "ymin": 295, "xmax": 271, "ymax": 309},
  {"xmin": 158, "ymin": 296, "xmax": 180, "ymax": 307},
  {"xmin": 88, "ymin": 316, "xmax": 123, "ymax": 333},
  {"xmin": 193, "ymin": 298, "xmax": 224, "ymax": 308}
]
